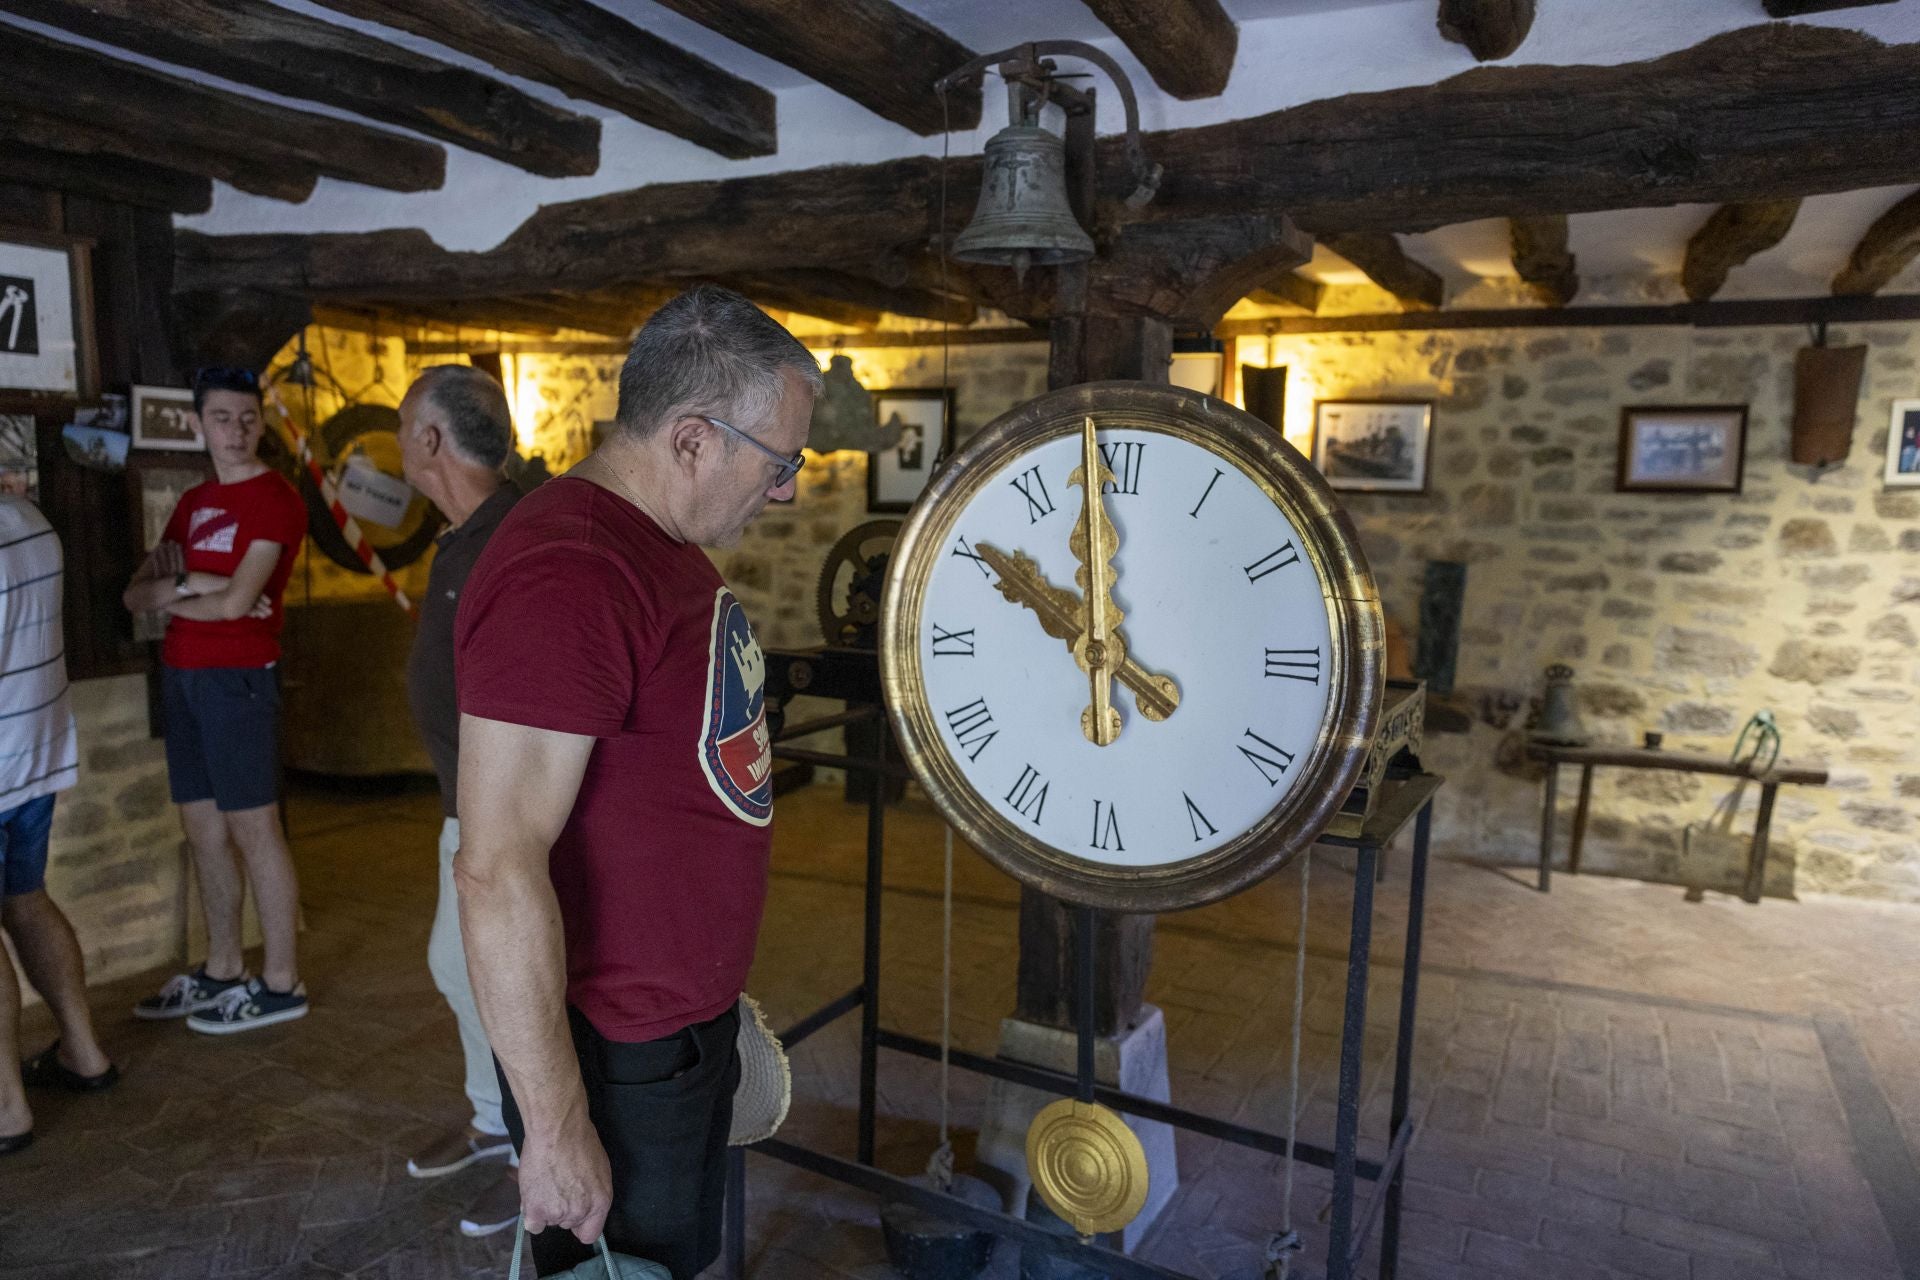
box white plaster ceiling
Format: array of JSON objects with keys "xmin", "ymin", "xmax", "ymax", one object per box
[{"xmin": 3, "ymin": 0, "xmax": 1917, "ymax": 302}]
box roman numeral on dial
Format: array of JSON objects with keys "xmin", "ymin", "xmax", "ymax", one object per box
[
  {"xmin": 1011, "ymin": 466, "xmax": 1056, "ymax": 523},
  {"xmin": 944, "ymin": 698, "xmax": 997, "ymax": 762},
  {"xmin": 1005, "ymin": 764, "xmax": 1050, "ymax": 825},
  {"xmin": 1244, "ymin": 542, "xmax": 1301, "ymax": 582},
  {"xmin": 1238, "ymin": 729, "xmax": 1296, "ymax": 786},
  {"xmin": 1098, "ymin": 441, "xmax": 1144, "ymax": 496},
  {"xmin": 951, "ymin": 536, "xmax": 992, "ymax": 580},
  {"xmin": 1264, "ymin": 646, "xmax": 1322, "ymax": 684},
  {"xmin": 1190, "ymin": 467, "xmax": 1223, "ymax": 519},
  {"xmin": 1182, "ymin": 793, "xmax": 1217, "ymax": 842},
  {"xmin": 930, "ymin": 624, "xmax": 975, "ymax": 657},
  {"xmin": 1090, "ymin": 800, "xmax": 1124, "ymax": 852}
]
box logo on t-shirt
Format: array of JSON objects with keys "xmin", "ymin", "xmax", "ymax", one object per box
[
  {"xmin": 698, "ymin": 587, "xmax": 773, "ymax": 827},
  {"xmin": 188, "ymin": 506, "xmax": 239, "ymax": 555}
]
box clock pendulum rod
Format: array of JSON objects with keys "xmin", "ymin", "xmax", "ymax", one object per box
[{"xmin": 1266, "ymin": 854, "xmax": 1312, "ymax": 1280}]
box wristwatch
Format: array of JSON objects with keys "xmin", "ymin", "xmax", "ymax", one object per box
[{"xmin": 173, "ymin": 571, "xmax": 191, "ymax": 596}]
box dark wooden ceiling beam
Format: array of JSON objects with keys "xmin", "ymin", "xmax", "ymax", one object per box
[
  {"xmin": 0, "ymin": 0, "xmax": 599, "ymax": 177},
  {"xmin": 0, "ymin": 25, "xmax": 442, "ymax": 197},
  {"xmin": 0, "ymin": 141, "xmax": 211, "ymax": 214},
  {"xmin": 0, "ymin": 102, "xmax": 317, "ymax": 203},
  {"xmin": 1509, "ymin": 215, "xmax": 1578, "ymax": 306},
  {"xmin": 728, "ymin": 277, "xmax": 888, "ymax": 330},
  {"xmin": 646, "ymin": 0, "xmax": 979, "ymax": 133},
  {"xmin": 176, "ymin": 26, "xmax": 1920, "ymax": 297},
  {"xmin": 1762, "ymin": 0, "xmax": 1895, "ymax": 14},
  {"xmin": 306, "ymin": 0, "xmax": 775, "ymax": 159},
  {"xmin": 1079, "ymin": 0, "xmax": 1237, "ymax": 99},
  {"xmin": 1681, "ymin": 199, "xmax": 1801, "ymax": 302},
  {"xmin": 1247, "ymin": 272, "xmax": 1325, "ymax": 314},
  {"xmin": 748, "ymin": 268, "xmax": 977, "ymax": 325},
  {"xmin": 1437, "ymin": 0, "xmax": 1536, "ymax": 61},
  {"xmin": 1323, "ymin": 232, "xmax": 1444, "ymax": 311},
  {"xmin": 1833, "ymin": 189, "xmax": 1920, "ymax": 297}
]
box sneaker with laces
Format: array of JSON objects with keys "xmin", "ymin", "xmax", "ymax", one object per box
[
  {"xmin": 408, "ymin": 1126, "xmax": 515, "ymax": 1178},
  {"xmin": 133, "ymin": 968, "xmax": 249, "ymax": 1020},
  {"xmin": 457, "ymin": 1169, "xmax": 520, "ymax": 1238},
  {"xmin": 185, "ymin": 978, "xmax": 309, "ymax": 1035}
]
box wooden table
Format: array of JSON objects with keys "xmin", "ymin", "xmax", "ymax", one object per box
[{"xmin": 1526, "ymin": 744, "xmax": 1828, "ymax": 903}]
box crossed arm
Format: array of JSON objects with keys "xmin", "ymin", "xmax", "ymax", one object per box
[
  {"xmin": 454, "ymin": 712, "xmax": 610, "ymax": 1242},
  {"xmin": 122, "ymin": 540, "xmax": 281, "ymax": 620}
]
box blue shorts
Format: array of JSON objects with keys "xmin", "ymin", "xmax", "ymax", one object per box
[
  {"xmin": 0, "ymin": 793, "xmax": 57, "ymax": 897},
  {"xmin": 161, "ymin": 665, "xmax": 282, "ymax": 812}
]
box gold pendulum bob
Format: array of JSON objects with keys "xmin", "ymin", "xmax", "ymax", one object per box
[{"xmin": 1024, "ymin": 1098, "xmax": 1150, "ymax": 1237}]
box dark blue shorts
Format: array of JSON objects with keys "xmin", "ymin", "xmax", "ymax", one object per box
[
  {"xmin": 0, "ymin": 793, "xmax": 57, "ymax": 897},
  {"xmin": 161, "ymin": 665, "xmax": 282, "ymax": 812}
]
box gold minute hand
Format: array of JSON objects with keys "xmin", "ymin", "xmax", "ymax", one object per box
[
  {"xmin": 1068, "ymin": 416, "xmax": 1123, "ymax": 745},
  {"xmin": 974, "ymin": 543, "xmax": 1181, "ymax": 723}
]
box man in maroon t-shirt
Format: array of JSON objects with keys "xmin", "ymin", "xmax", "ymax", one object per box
[
  {"xmin": 455, "ymin": 287, "xmax": 818, "ymax": 1277},
  {"xmin": 121, "ymin": 367, "xmax": 311, "ymax": 1034}
]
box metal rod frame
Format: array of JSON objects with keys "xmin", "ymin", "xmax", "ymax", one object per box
[{"xmin": 727, "ymin": 719, "xmax": 1437, "ymax": 1280}]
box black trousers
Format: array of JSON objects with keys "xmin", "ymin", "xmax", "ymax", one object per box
[{"xmin": 499, "ymin": 1003, "xmax": 740, "ymax": 1279}]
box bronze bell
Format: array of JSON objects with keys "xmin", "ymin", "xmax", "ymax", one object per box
[
  {"xmin": 951, "ymin": 121, "xmax": 1094, "ymax": 281},
  {"xmin": 1531, "ymin": 664, "xmax": 1587, "ymax": 746}
]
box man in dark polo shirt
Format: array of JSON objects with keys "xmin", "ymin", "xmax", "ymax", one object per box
[
  {"xmin": 397, "ymin": 365, "xmax": 524, "ymax": 1237},
  {"xmin": 454, "ymin": 287, "xmax": 818, "ymax": 1278}
]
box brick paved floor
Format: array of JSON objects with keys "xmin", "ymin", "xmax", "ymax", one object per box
[{"xmin": 1, "ymin": 778, "xmax": 1915, "ymax": 1279}]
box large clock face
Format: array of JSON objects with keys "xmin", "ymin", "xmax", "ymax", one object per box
[{"xmin": 882, "ymin": 383, "xmax": 1382, "ymax": 912}]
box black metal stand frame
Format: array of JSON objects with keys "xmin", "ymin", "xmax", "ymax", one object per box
[{"xmin": 728, "ymin": 703, "xmax": 1441, "ymax": 1280}]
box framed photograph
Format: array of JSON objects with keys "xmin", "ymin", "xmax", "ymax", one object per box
[
  {"xmin": 1311, "ymin": 399, "xmax": 1434, "ymax": 493},
  {"xmin": 1617, "ymin": 405, "xmax": 1747, "ymax": 494},
  {"xmin": 1884, "ymin": 399, "xmax": 1920, "ymax": 488},
  {"xmin": 867, "ymin": 388, "xmax": 953, "ymax": 514},
  {"xmin": 131, "ymin": 384, "xmax": 204, "ymax": 452},
  {"xmin": 128, "ymin": 458, "xmax": 209, "ymax": 642},
  {"xmin": 0, "ymin": 229, "xmax": 96, "ymax": 397}
]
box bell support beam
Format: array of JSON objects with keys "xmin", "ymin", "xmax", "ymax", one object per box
[
  {"xmin": 0, "ymin": 0, "xmax": 600, "ymax": 177},
  {"xmin": 1248, "ymin": 272, "xmax": 1326, "ymax": 315},
  {"xmin": 1079, "ymin": 0, "xmax": 1238, "ymax": 100},
  {"xmin": 1509, "ymin": 215, "xmax": 1578, "ymax": 307},
  {"xmin": 1681, "ymin": 199, "xmax": 1802, "ymax": 303},
  {"xmin": 176, "ymin": 26, "xmax": 1920, "ymax": 297},
  {"xmin": 645, "ymin": 0, "xmax": 979, "ymax": 135},
  {"xmin": 1833, "ymin": 189, "xmax": 1920, "ymax": 297},
  {"xmin": 0, "ymin": 26, "xmax": 443, "ymax": 198},
  {"xmin": 1436, "ymin": 0, "xmax": 1536, "ymax": 62},
  {"xmin": 304, "ymin": 0, "xmax": 775, "ymax": 159}
]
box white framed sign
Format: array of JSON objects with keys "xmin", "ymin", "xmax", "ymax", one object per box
[
  {"xmin": 1886, "ymin": 399, "xmax": 1920, "ymax": 489},
  {"xmin": 0, "ymin": 232, "xmax": 93, "ymax": 396},
  {"xmin": 131, "ymin": 384, "xmax": 204, "ymax": 452}
]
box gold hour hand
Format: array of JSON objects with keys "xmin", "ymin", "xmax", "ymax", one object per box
[
  {"xmin": 1067, "ymin": 416, "xmax": 1123, "ymax": 745},
  {"xmin": 974, "ymin": 543, "xmax": 1181, "ymax": 724}
]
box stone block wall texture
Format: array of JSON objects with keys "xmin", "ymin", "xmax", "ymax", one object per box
[
  {"xmin": 1242, "ymin": 322, "xmax": 1920, "ymax": 901},
  {"xmin": 18, "ymin": 675, "xmax": 187, "ymax": 1005}
]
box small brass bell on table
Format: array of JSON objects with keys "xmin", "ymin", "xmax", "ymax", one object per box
[{"xmin": 1530, "ymin": 664, "xmax": 1587, "ymax": 746}]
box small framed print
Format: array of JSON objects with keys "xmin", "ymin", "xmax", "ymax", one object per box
[
  {"xmin": 1884, "ymin": 399, "xmax": 1920, "ymax": 489},
  {"xmin": 131, "ymin": 384, "xmax": 204, "ymax": 452},
  {"xmin": 867, "ymin": 388, "xmax": 953, "ymax": 514},
  {"xmin": 1617, "ymin": 405, "xmax": 1747, "ymax": 494},
  {"xmin": 1311, "ymin": 399, "xmax": 1434, "ymax": 493},
  {"xmin": 0, "ymin": 229, "xmax": 96, "ymax": 397}
]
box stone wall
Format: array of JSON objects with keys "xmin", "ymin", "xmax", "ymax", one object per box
[
  {"xmin": 18, "ymin": 676, "xmax": 186, "ymax": 1003},
  {"xmin": 1241, "ymin": 322, "xmax": 1920, "ymax": 901}
]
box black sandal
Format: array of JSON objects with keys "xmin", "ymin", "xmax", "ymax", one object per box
[{"xmin": 20, "ymin": 1042, "xmax": 119, "ymax": 1093}]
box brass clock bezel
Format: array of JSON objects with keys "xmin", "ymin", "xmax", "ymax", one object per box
[{"xmin": 880, "ymin": 381, "xmax": 1384, "ymax": 913}]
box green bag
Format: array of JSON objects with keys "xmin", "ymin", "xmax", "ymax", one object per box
[{"xmin": 507, "ymin": 1218, "xmax": 670, "ymax": 1280}]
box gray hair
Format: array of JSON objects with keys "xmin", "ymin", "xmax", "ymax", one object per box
[
  {"xmin": 412, "ymin": 364, "xmax": 513, "ymax": 469},
  {"xmin": 615, "ymin": 285, "xmax": 821, "ymax": 441}
]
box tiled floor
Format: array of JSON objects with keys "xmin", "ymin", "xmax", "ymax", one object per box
[{"xmin": 2, "ymin": 777, "xmax": 1916, "ymax": 1279}]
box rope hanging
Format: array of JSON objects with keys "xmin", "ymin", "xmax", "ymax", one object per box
[{"xmin": 1267, "ymin": 851, "xmax": 1312, "ymax": 1280}]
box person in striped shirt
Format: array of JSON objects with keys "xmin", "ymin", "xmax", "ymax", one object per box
[{"xmin": 0, "ymin": 495, "xmax": 118, "ymax": 1157}]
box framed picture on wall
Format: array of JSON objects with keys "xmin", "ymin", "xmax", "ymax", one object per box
[
  {"xmin": 127, "ymin": 457, "xmax": 211, "ymax": 642},
  {"xmin": 1884, "ymin": 399, "xmax": 1920, "ymax": 488},
  {"xmin": 0, "ymin": 229, "xmax": 96, "ymax": 397},
  {"xmin": 867, "ymin": 388, "xmax": 953, "ymax": 513},
  {"xmin": 131, "ymin": 384, "xmax": 204, "ymax": 451},
  {"xmin": 1311, "ymin": 399, "xmax": 1434, "ymax": 493},
  {"xmin": 1617, "ymin": 405, "xmax": 1747, "ymax": 494}
]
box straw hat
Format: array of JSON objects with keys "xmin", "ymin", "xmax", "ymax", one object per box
[{"xmin": 728, "ymin": 993, "xmax": 790, "ymax": 1145}]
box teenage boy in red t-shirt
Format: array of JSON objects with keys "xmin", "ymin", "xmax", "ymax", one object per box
[
  {"xmin": 122, "ymin": 367, "xmax": 310, "ymax": 1033},
  {"xmin": 455, "ymin": 287, "xmax": 818, "ymax": 1278}
]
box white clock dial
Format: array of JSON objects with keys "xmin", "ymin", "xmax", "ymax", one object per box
[
  {"xmin": 918, "ymin": 427, "xmax": 1334, "ymax": 867},
  {"xmin": 882, "ymin": 384, "xmax": 1381, "ymax": 912}
]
